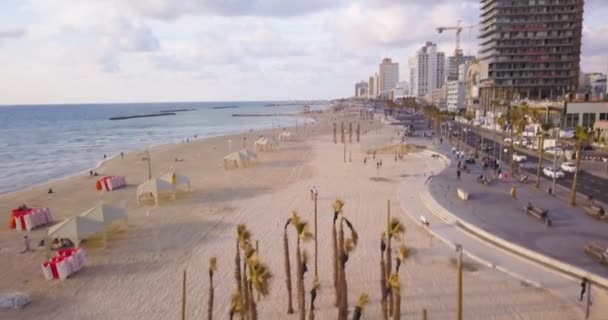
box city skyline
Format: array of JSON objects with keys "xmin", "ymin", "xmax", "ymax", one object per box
[{"xmin": 1, "ymin": 0, "xmax": 608, "ymax": 104}]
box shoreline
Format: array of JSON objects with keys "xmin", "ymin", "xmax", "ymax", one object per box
[{"xmin": 0, "ymin": 113, "xmax": 317, "ymax": 198}]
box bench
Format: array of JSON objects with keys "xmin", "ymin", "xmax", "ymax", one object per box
[
  {"xmin": 457, "ymin": 188, "xmax": 469, "ymax": 200},
  {"xmin": 584, "ymin": 204, "xmax": 607, "ymax": 220},
  {"xmin": 584, "ymin": 242, "xmax": 608, "ymax": 264},
  {"xmin": 523, "ymin": 203, "xmax": 552, "ymax": 227}
]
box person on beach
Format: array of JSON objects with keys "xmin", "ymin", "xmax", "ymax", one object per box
[
  {"xmin": 510, "ymin": 186, "xmax": 517, "ymax": 200},
  {"xmin": 121, "ymin": 152, "xmax": 124, "ymax": 159},
  {"xmin": 457, "ymin": 169, "xmax": 461, "ymax": 180},
  {"xmin": 20, "ymin": 236, "xmax": 30, "ymax": 254},
  {"xmin": 104, "ymin": 154, "xmax": 107, "ymax": 159},
  {"xmin": 48, "ymin": 188, "xmax": 54, "ymax": 194},
  {"xmin": 580, "ymin": 277, "xmax": 588, "ymax": 301}
]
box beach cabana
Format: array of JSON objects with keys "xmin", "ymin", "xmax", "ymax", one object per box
[
  {"xmin": 279, "ymin": 131, "xmax": 294, "ymax": 141},
  {"xmin": 224, "ymin": 152, "xmax": 248, "ymax": 169},
  {"xmin": 47, "ymin": 216, "xmax": 104, "ymax": 247},
  {"xmin": 79, "ymin": 203, "xmax": 127, "ymax": 227},
  {"xmin": 136, "ymin": 178, "xmax": 175, "ymax": 207},
  {"xmin": 159, "ymin": 172, "xmax": 191, "ymax": 192},
  {"xmin": 254, "ymin": 137, "xmax": 270, "ymax": 152}
]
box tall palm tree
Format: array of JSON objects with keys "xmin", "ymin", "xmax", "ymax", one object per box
[
  {"xmin": 308, "ymin": 280, "xmax": 320, "ymax": 320},
  {"xmin": 535, "ymin": 122, "xmax": 552, "ymax": 188},
  {"xmin": 380, "ymin": 233, "xmax": 389, "ymax": 320},
  {"xmin": 242, "ymin": 241, "xmax": 255, "ymax": 319},
  {"xmin": 570, "ymin": 126, "xmax": 592, "ymax": 206},
  {"xmin": 295, "ymin": 220, "xmax": 313, "ymax": 320},
  {"xmin": 208, "ymin": 257, "xmax": 218, "ymax": 320},
  {"xmin": 235, "ymin": 225, "xmax": 251, "ymax": 319},
  {"xmin": 386, "ymin": 218, "xmax": 404, "ymax": 317},
  {"xmin": 395, "ymin": 244, "xmax": 409, "ymax": 273},
  {"xmin": 229, "ymin": 292, "xmax": 243, "ymax": 320},
  {"xmin": 352, "ymin": 293, "xmax": 369, "ymax": 320},
  {"xmin": 389, "ymin": 273, "xmax": 401, "ymax": 320},
  {"xmin": 338, "ymin": 217, "xmax": 358, "ymax": 320},
  {"xmin": 283, "ymin": 212, "xmax": 298, "ymax": 314},
  {"xmin": 247, "ymin": 254, "xmax": 272, "ymax": 320},
  {"xmin": 332, "ymin": 199, "xmax": 345, "ymax": 306}
]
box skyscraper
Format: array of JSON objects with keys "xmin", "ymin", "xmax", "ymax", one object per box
[
  {"xmin": 409, "ymin": 42, "xmax": 446, "ymax": 98},
  {"xmin": 378, "ymin": 58, "xmax": 399, "ymax": 96},
  {"xmin": 478, "ymin": 0, "xmax": 584, "ymax": 109},
  {"xmin": 354, "ymin": 81, "xmax": 368, "ymax": 97},
  {"xmin": 368, "ymin": 75, "xmax": 376, "ymax": 98}
]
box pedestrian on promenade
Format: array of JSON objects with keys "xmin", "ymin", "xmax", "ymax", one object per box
[
  {"xmin": 457, "ymin": 160, "xmax": 461, "ymax": 169},
  {"xmin": 457, "ymin": 169, "xmax": 461, "ymax": 181},
  {"xmin": 580, "ymin": 277, "xmax": 588, "ymax": 301},
  {"xmin": 510, "ymin": 186, "xmax": 517, "ymax": 200}
]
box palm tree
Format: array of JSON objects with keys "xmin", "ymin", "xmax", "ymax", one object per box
[
  {"xmin": 229, "ymin": 292, "xmax": 243, "ymax": 320},
  {"xmin": 247, "ymin": 254, "xmax": 272, "ymax": 320},
  {"xmin": 308, "ymin": 280, "xmax": 320, "ymax": 320},
  {"xmin": 570, "ymin": 126, "xmax": 592, "ymax": 206},
  {"xmin": 386, "ymin": 218, "xmax": 404, "ymax": 317},
  {"xmin": 235, "ymin": 225, "xmax": 251, "ymax": 319},
  {"xmin": 389, "ymin": 273, "xmax": 401, "ymax": 320},
  {"xmin": 380, "ymin": 233, "xmax": 389, "ymax": 320},
  {"xmin": 338, "ymin": 217, "xmax": 358, "ymax": 320},
  {"xmin": 332, "ymin": 199, "xmax": 345, "ymax": 306},
  {"xmin": 295, "ymin": 220, "xmax": 313, "ymax": 320},
  {"xmin": 208, "ymin": 257, "xmax": 218, "ymax": 320},
  {"xmin": 352, "ymin": 293, "xmax": 369, "ymax": 320},
  {"xmin": 395, "ymin": 244, "xmax": 409, "ymax": 273},
  {"xmin": 283, "ymin": 212, "xmax": 298, "ymax": 314},
  {"xmin": 242, "ymin": 242, "xmax": 255, "ymax": 318},
  {"xmin": 535, "ymin": 122, "xmax": 552, "ymax": 188}
]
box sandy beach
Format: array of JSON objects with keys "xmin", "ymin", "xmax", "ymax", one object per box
[{"xmin": 0, "ymin": 111, "xmax": 595, "ymax": 319}]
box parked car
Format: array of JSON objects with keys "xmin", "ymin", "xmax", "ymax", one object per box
[
  {"xmin": 513, "ymin": 153, "xmax": 527, "ymax": 162},
  {"xmin": 465, "ymin": 157, "xmax": 476, "ymax": 164},
  {"xmin": 543, "ymin": 167, "xmax": 565, "ymax": 179},
  {"xmin": 544, "ymin": 147, "xmax": 564, "ymax": 156},
  {"xmin": 560, "ymin": 161, "xmax": 577, "ymax": 173},
  {"xmin": 504, "ymin": 137, "xmax": 512, "ymax": 143}
]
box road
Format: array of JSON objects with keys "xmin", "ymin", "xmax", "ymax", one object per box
[{"xmin": 449, "ymin": 122, "xmax": 608, "ymax": 204}]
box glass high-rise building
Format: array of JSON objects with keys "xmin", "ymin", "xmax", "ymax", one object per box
[{"xmin": 478, "ymin": 0, "xmax": 584, "ymax": 110}]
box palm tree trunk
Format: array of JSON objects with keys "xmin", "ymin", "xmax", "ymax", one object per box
[
  {"xmin": 380, "ymin": 247, "xmax": 388, "ymax": 320},
  {"xmin": 308, "ymin": 286, "xmax": 317, "ymax": 320},
  {"xmin": 570, "ymin": 144, "xmax": 582, "ymax": 206},
  {"xmin": 242, "ymin": 262, "xmax": 250, "ymax": 320},
  {"xmin": 283, "ymin": 229, "xmax": 295, "ymax": 314},
  {"xmin": 392, "ymin": 287, "xmax": 401, "ymax": 320},
  {"xmin": 352, "ymin": 306, "xmax": 363, "ymax": 320},
  {"xmin": 234, "ymin": 240, "xmax": 244, "ymax": 320},
  {"xmin": 536, "ymin": 134, "xmax": 544, "ymax": 188},
  {"xmin": 509, "ymin": 129, "xmax": 515, "ymax": 176},
  {"xmin": 207, "ymin": 270, "xmax": 214, "ymax": 320},
  {"xmin": 297, "ymin": 238, "xmax": 306, "ymax": 320},
  {"xmin": 332, "ymin": 212, "xmax": 339, "ymax": 306},
  {"xmin": 248, "ymin": 281, "xmax": 257, "ymax": 320},
  {"xmin": 337, "ymin": 221, "xmax": 347, "ymax": 320},
  {"xmin": 386, "ymin": 234, "xmax": 393, "ymax": 315}
]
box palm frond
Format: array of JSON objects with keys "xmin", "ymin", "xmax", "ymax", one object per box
[
  {"xmin": 357, "ymin": 293, "xmax": 369, "ymax": 309},
  {"xmin": 388, "ymin": 273, "xmax": 400, "ymax": 290},
  {"xmin": 332, "ymin": 199, "xmax": 345, "ymax": 214},
  {"xmin": 389, "ymin": 218, "xmax": 405, "ymax": 240},
  {"xmin": 397, "ymin": 244, "xmax": 409, "ymax": 262},
  {"xmin": 290, "ymin": 211, "xmax": 301, "ymax": 227},
  {"xmin": 230, "ymin": 292, "xmax": 244, "ymax": 314},
  {"xmin": 209, "ymin": 257, "xmax": 218, "ymax": 272}
]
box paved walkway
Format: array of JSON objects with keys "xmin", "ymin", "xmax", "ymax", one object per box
[
  {"xmin": 397, "ymin": 146, "xmax": 607, "ymax": 319},
  {"xmin": 428, "ymin": 142, "xmax": 608, "ymax": 280}
]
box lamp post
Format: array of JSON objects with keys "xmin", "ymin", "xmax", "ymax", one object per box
[
  {"xmin": 456, "ymin": 244, "xmax": 463, "ymax": 320},
  {"xmin": 552, "ymin": 126, "xmax": 559, "ymax": 195}
]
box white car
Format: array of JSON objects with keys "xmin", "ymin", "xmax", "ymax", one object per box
[
  {"xmin": 543, "ymin": 167, "xmax": 565, "ymax": 179},
  {"xmin": 560, "ymin": 161, "xmax": 577, "ymax": 173},
  {"xmin": 504, "ymin": 137, "xmax": 512, "ymax": 143},
  {"xmin": 544, "ymin": 147, "xmax": 564, "ymax": 156},
  {"xmin": 512, "ymin": 153, "xmax": 527, "ymax": 162}
]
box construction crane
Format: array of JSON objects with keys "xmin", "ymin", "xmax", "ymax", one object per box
[{"xmin": 436, "ymin": 20, "xmax": 477, "ymax": 56}]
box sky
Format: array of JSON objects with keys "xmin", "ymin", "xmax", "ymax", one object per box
[{"xmin": 1, "ymin": 0, "xmax": 607, "ymax": 105}]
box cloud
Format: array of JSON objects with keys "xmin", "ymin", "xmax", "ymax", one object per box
[
  {"xmin": 0, "ymin": 27, "xmax": 27, "ymax": 39},
  {"xmin": 101, "ymin": 17, "xmax": 160, "ymax": 52},
  {"xmin": 120, "ymin": 0, "xmax": 344, "ymax": 20}
]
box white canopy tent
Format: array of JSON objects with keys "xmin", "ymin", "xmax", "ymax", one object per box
[
  {"xmin": 279, "ymin": 131, "xmax": 294, "ymax": 141},
  {"xmin": 136, "ymin": 178, "xmax": 176, "ymax": 207},
  {"xmin": 47, "ymin": 216, "xmax": 104, "ymax": 247},
  {"xmin": 79, "ymin": 203, "xmax": 127, "ymax": 227},
  {"xmin": 254, "ymin": 137, "xmax": 270, "ymax": 152},
  {"xmin": 159, "ymin": 172, "xmax": 191, "ymax": 192},
  {"xmin": 224, "ymin": 151, "xmax": 248, "ymax": 169}
]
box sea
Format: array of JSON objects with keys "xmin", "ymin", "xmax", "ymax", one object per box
[{"xmin": 0, "ymin": 101, "xmax": 325, "ymax": 195}]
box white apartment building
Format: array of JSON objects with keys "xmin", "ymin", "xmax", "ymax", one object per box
[
  {"xmin": 409, "ymin": 42, "xmax": 445, "ymax": 98},
  {"xmin": 378, "ymin": 58, "xmax": 399, "ymax": 97},
  {"xmin": 446, "ymin": 81, "xmax": 465, "ymax": 112},
  {"xmin": 373, "ymin": 73, "xmax": 379, "ymax": 98},
  {"xmin": 368, "ymin": 75, "xmax": 375, "ymax": 98}
]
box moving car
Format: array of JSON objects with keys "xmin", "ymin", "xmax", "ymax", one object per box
[
  {"xmin": 543, "ymin": 166, "xmax": 565, "ymax": 179},
  {"xmin": 513, "ymin": 153, "xmax": 527, "ymax": 162},
  {"xmin": 560, "ymin": 161, "xmax": 577, "ymax": 173}
]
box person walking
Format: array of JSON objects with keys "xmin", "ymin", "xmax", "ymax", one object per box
[
  {"xmin": 580, "ymin": 277, "xmax": 588, "ymax": 301},
  {"xmin": 20, "ymin": 236, "xmax": 31, "ymax": 254},
  {"xmin": 510, "ymin": 186, "xmax": 517, "ymax": 200},
  {"xmin": 457, "ymin": 169, "xmax": 461, "ymax": 181}
]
